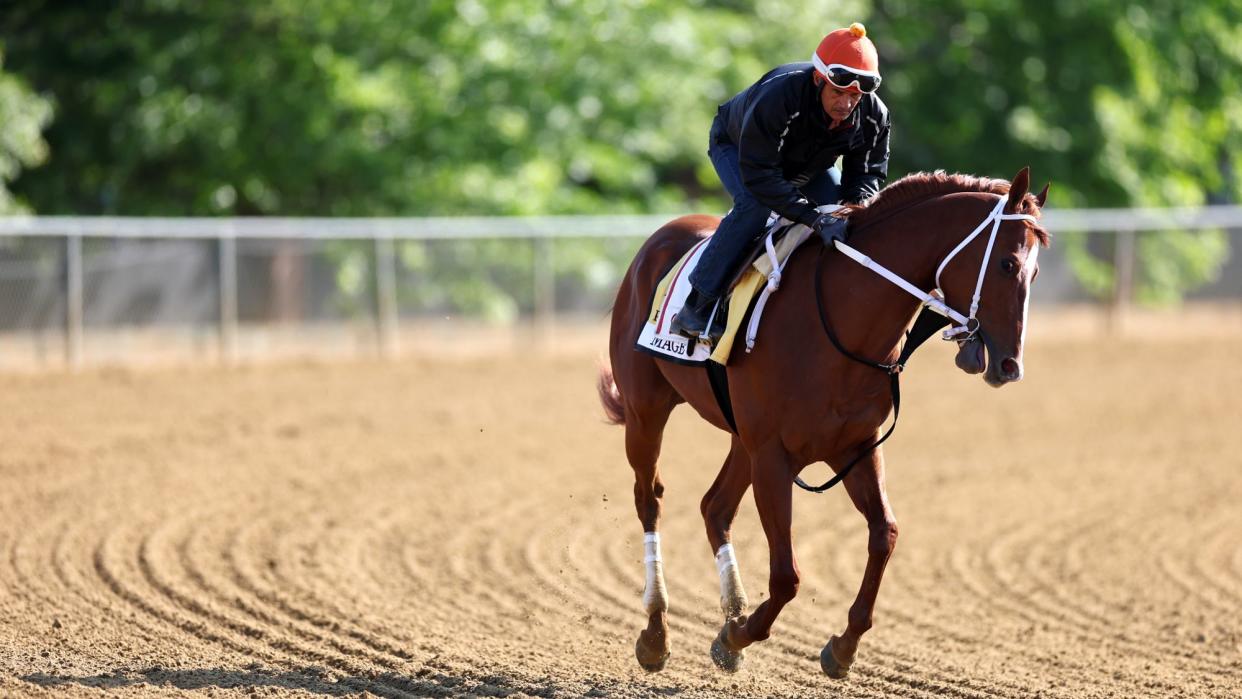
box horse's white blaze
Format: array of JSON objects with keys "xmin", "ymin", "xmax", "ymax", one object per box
[
  {"xmin": 1019, "ymin": 242, "xmax": 1040, "ymax": 355},
  {"xmin": 715, "ymin": 543, "xmax": 747, "ymax": 619},
  {"xmin": 642, "ymin": 532, "xmax": 668, "ymax": 614}
]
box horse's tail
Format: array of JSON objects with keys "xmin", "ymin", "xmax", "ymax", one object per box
[{"xmin": 596, "ymin": 363, "xmax": 626, "ymax": 425}]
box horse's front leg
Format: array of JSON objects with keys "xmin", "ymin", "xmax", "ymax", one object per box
[
  {"xmin": 820, "ymin": 447, "xmax": 898, "ymax": 679},
  {"xmin": 711, "ymin": 444, "xmax": 798, "ymax": 671}
]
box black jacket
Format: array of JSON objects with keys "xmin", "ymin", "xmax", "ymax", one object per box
[{"xmin": 717, "ymin": 62, "xmax": 891, "ymax": 226}]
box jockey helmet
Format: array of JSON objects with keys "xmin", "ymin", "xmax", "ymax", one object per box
[{"xmin": 813, "ymin": 23, "xmax": 881, "ymax": 94}]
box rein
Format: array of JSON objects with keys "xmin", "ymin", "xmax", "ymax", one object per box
[
  {"xmin": 796, "ymin": 262, "xmax": 944, "ymax": 492},
  {"xmin": 795, "ymin": 194, "xmax": 1036, "ymax": 493}
]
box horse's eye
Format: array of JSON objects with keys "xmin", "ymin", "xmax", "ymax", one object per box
[{"xmin": 1000, "ymin": 259, "xmax": 1017, "ymax": 275}]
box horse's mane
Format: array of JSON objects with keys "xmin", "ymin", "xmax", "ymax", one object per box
[{"xmin": 842, "ymin": 170, "xmax": 1050, "ymax": 246}]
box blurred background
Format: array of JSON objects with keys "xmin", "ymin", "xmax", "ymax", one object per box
[
  {"xmin": 2, "ymin": 6, "xmax": 1241, "ymax": 697},
  {"xmin": 0, "ymin": 0, "xmax": 1239, "ymax": 368}
]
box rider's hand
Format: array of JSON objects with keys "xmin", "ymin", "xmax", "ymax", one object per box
[{"xmin": 812, "ymin": 213, "xmax": 848, "ymax": 247}]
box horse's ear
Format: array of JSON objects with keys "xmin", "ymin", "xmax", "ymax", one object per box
[
  {"xmin": 1007, "ymin": 167, "xmax": 1031, "ymax": 211},
  {"xmin": 1035, "ymin": 181, "xmax": 1050, "ymax": 208}
]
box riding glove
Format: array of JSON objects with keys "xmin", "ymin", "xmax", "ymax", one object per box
[{"xmin": 812, "ymin": 213, "xmax": 849, "ymax": 247}]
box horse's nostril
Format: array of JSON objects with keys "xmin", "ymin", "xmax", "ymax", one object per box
[{"xmin": 1001, "ymin": 357, "xmax": 1021, "ymax": 378}]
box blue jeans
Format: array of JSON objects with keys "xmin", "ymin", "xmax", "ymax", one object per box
[{"xmin": 689, "ymin": 116, "xmax": 841, "ymax": 298}]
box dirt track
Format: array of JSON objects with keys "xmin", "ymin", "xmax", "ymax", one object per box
[{"xmin": 1, "ymin": 322, "xmax": 1240, "ymax": 698}]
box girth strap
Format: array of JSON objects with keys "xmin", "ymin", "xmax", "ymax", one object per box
[{"xmin": 705, "ymin": 360, "xmax": 739, "ymax": 434}]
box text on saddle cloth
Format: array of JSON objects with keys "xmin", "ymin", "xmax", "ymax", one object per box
[{"xmin": 634, "ymin": 206, "xmax": 840, "ymax": 365}]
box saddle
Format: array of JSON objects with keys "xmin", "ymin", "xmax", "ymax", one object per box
[
  {"xmin": 676, "ymin": 215, "xmax": 802, "ymax": 343},
  {"xmin": 636, "ymin": 206, "xmax": 839, "ymax": 365}
]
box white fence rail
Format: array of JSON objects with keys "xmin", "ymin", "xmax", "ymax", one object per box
[
  {"xmin": 1, "ymin": 208, "xmax": 1240, "ymax": 368},
  {"xmin": 5, "ymin": 206, "xmax": 1242, "ymax": 238}
]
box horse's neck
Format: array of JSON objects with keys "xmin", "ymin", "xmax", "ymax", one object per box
[{"xmin": 823, "ymin": 194, "xmax": 991, "ymax": 361}]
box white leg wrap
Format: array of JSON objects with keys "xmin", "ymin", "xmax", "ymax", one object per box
[
  {"xmin": 716, "ymin": 543, "xmax": 747, "ymax": 619},
  {"xmin": 642, "ymin": 532, "xmax": 668, "ymax": 615}
]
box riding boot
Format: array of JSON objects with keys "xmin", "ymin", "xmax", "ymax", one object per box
[{"xmin": 670, "ymin": 288, "xmax": 725, "ymax": 342}]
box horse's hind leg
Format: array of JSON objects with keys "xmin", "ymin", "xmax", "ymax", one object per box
[
  {"xmin": 624, "ymin": 397, "xmax": 676, "ymax": 672},
  {"xmin": 820, "ymin": 448, "xmax": 898, "ymax": 679},
  {"xmin": 700, "ymin": 436, "xmax": 751, "ymax": 622}
]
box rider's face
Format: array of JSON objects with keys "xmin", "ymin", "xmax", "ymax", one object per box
[{"xmin": 820, "ymin": 83, "xmax": 861, "ymax": 125}]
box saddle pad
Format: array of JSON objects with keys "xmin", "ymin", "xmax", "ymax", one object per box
[
  {"xmin": 636, "ymin": 238, "xmax": 715, "ymax": 363},
  {"xmin": 636, "ymin": 211, "xmax": 827, "ymax": 365}
]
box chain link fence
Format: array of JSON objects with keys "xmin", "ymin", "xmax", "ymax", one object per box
[{"xmin": 0, "ymin": 211, "xmax": 1238, "ymax": 368}]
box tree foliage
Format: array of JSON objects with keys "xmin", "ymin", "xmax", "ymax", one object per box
[
  {"xmin": 0, "ymin": 0, "xmax": 863, "ymax": 216},
  {"xmin": 0, "ymin": 48, "xmax": 52, "ymax": 214},
  {"xmin": 1, "ymin": 1, "xmax": 1237, "ymax": 306},
  {"xmin": 866, "ymin": 0, "xmax": 1239, "ymax": 302}
]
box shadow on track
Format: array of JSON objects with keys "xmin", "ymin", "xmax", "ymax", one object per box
[{"xmin": 22, "ymin": 665, "xmax": 575, "ymax": 698}]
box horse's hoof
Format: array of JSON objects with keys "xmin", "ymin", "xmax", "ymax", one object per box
[
  {"xmin": 819, "ymin": 635, "xmax": 852, "ymax": 679},
  {"xmin": 710, "ymin": 625, "xmax": 744, "ymax": 673},
  {"xmin": 635, "ymin": 633, "xmax": 670, "ymax": 673}
]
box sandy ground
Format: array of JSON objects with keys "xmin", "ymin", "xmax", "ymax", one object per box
[{"xmin": 1, "ymin": 319, "xmax": 1241, "ymax": 698}]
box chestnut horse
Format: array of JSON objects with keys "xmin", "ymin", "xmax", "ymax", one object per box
[{"xmin": 597, "ymin": 168, "xmax": 1049, "ymax": 678}]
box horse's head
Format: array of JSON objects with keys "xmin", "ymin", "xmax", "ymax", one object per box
[{"xmin": 941, "ymin": 167, "xmax": 1050, "ymax": 387}]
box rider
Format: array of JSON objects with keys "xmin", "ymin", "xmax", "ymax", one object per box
[{"xmin": 671, "ymin": 22, "xmax": 891, "ymax": 340}]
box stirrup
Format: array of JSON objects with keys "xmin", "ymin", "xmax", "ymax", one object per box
[
  {"xmin": 679, "ymin": 306, "xmax": 726, "ymax": 343},
  {"xmin": 671, "ymin": 292, "xmax": 723, "ymax": 342},
  {"xmin": 669, "ymin": 306, "xmax": 708, "ymax": 340},
  {"xmin": 702, "ymin": 298, "xmax": 728, "ymax": 342}
]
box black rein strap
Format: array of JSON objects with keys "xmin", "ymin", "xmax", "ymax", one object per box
[{"xmin": 795, "ymin": 245, "xmax": 950, "ymax": 493}]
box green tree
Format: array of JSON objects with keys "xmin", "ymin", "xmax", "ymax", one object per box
[
  {"xmin": 0, "ymin": 1, "xmax": 865, "ymax": 217},
  {"xmin": 3, "ymin": 2, "xmax": 1237, "ymax": 310},
  {"xmin": 0, "ymin": 2, "xmax": 412, "ymax": 215},
  {"xmin": 0, "ymin": 2, "xmax": 867, "ymax": 318},
  {"xmin": 866, "ymin": 0, "xmax": 1239, "ymax": 302},
  {"xmin": 0, "ymin": 48, "xmax": 51, "ymax": 214}
]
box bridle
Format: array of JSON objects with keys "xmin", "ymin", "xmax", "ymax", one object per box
[
  {"xmin": 835, "ymin": 194, "xmax": 1039, "ymax": 344},
  {"xmin": 797, "ymin": 194, "xmax": 1039, "ymax": 493},
  {"xmin": 934, "ymin": 196, "xmax": 1040, "ymax": 340}
]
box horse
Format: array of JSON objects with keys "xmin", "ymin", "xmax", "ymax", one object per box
[{"xmin": 596, "ymin": 168, "xmax": 1050, "ymax": 677}]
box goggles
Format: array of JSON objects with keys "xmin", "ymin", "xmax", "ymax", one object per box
[{"xmin": 819, "ymin": 63, "xmax": 881, "ymax": 94}]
